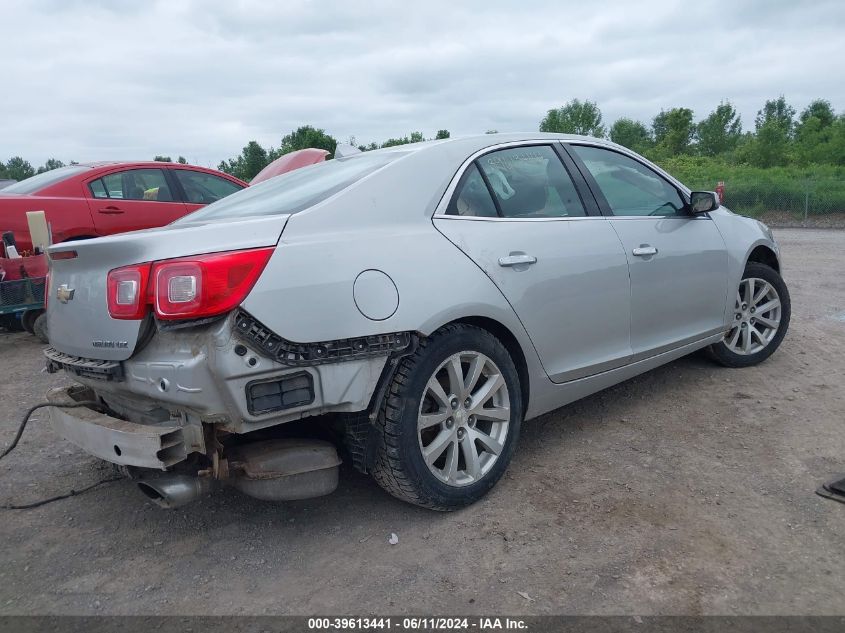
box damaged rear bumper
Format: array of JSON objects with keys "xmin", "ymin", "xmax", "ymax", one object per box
[
  {"xmin": 47, "ymin": 385, "xmax": 188, "ymax": 469},
  {"xmin": 45, "ymin": 313, "xmax": 393, "ymax": 435},
  {"xmin": 47, "ymin": 386, "xmax": 343, "ymax": 508}
]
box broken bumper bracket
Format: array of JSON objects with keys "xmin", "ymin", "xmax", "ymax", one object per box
[
  {"xmin": 234, "ymin": 310, "xmax": 411, "ymax": 366},
  {"xmin": 47, "ymin": 386, "xmax": 186, "ymax": 469},
  {"xmin": 44, "ymin": 346, "xmax": 124, "ymax": 381}
]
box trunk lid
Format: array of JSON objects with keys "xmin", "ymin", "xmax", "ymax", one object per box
[{"xmin": 47, "ymin": 215, "xmax": 289, "ymax": 361}]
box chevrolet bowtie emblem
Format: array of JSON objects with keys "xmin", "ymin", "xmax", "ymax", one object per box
[{"xmin": 56, "ymin": 284, "xmax": 75, "ymax": 303}]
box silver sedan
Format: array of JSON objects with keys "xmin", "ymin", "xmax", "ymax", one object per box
[{"xmin": 44, "ymin": 134, "xmax": 790, "ymax": 510}]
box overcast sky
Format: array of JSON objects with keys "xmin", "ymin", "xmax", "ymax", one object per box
[{"xmin": 2, "ymin": 0, "xmax": 844, "ymax": 167}]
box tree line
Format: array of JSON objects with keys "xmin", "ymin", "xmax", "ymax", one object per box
[
  {"xmin": 0, "ymin": 157, "xmax": 70, "ymax": 182},
  {"xmin": 2, "ymin": 96, "xmax": 842, "ymax": 185},
  {"xmin": 0, "ymin": 126, "xmax": 458, "ymax": 183},
  {"xmin": 213, "ymin": 97, "xmax": 843, "ymax": 182},
  {"xmin": 0, "ymin": 155, "xmax": 188, "ymax": 182},
  {"xmin": 540, "ymin": 97, "xmax": 844, "ymax": 169},
  {"xmin": 214, "ymin": 127, "xmax": 453, "ymax": 182}
]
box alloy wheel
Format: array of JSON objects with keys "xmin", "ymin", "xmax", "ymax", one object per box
[
  {"xmin": 724, "ymin": 277, "xmax": 782, "ymax": 355},
  {"xmin": 417, "ymin": 351, "xmax": 511, "ymax": 486}
]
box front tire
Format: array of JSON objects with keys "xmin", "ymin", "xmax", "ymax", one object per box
[
  {"xmin": 371, "ymin": 324, "xmax": 523, "ymax": 510},
  {"xmin": 708, "ymin": 262, "xmax": 790, "ymax": 368}
]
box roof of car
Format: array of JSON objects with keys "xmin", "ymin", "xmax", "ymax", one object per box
[
  {"xmin": 77, "ymin": 161, "xmax": 207, "ymax": 169},
  {"xmin": 441, "ymin": 132, "xmax": 597, "ymax": 144},
  {"xmin": 69, "ymin": 161, "xmax": 245, "ymax": 184},
  {"xmin": 356, "ymin": 132, "xmax": 615, "ymax": 159}
]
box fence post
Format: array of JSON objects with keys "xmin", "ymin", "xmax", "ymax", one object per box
[{"xmin": 803, "ymin": 180, "xmax": 810, "ymax": 223}]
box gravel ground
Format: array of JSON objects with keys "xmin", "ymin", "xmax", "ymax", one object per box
[
  {"xmin": 0, "ymin": 228, "xmax": 843, "ymax": 616},
  {"xmin": 755, "ymin": 211, "xmax": 845, "ymax": 230}
]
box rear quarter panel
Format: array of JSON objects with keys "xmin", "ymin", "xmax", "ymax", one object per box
[
  {"xmin": 243, "ymin": 221, "xmax": 531, "ymax": 343},
  {"xmin": 242, "ymin": 219, "xmax": 553, "ymax": 419},
  {"xmin": 0, "ymin": 195, "xmax": 97, "ymax": 251}
]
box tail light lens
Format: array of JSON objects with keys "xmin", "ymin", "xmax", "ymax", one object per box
[
  {"xmin": 153, "ymin": 248, "xmax": 274, "ymax": 320},
  {"xmin": 106, "ymin": 248, "xmax": 273, "ymax": 321},
  {"xmin": 107, "ymin": 264, "xmax": 151, "ymax": 319},
  {"xmin": 154, "ymin": 262, "xmax": 202, "ymax": 317}
]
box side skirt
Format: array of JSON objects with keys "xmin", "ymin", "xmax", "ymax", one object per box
[{"xmin": 525, "ymin": 333, "xmax": 724, "ymax": 420}]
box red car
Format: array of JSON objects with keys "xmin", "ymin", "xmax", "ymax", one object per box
[{"xmin": 0, "ymin": 162, "xmax": 247, "ymax": 252}]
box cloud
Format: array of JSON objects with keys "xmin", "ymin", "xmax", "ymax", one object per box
[{"xmin": 1, "ymin": 0, "xmax": 843, "ymax": 166}]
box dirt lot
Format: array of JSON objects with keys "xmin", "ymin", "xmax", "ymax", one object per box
[
  {"xmin": 756, "ymin": 211, "xmax": 845, "ymax": 230},
  {"xmin": 1, "ymin": 228, "xmax": 843, "ymax": 616}
]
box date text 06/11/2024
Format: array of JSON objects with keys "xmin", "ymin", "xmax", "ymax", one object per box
[{"xmin": 307, "ymin": 617, "xmax": 528, "ymax": 630}]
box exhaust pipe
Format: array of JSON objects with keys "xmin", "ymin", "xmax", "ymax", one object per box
[
  {"xmin": 137, "ymin": 474, "xmax": 214, "ymax": 509},
  {"xmin": 135, "ymin": 439, "xmax": 341, "ymax": 508}
]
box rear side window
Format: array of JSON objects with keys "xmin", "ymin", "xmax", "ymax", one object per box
[
  {"xmin": 571, "ymin": 145, "xmax": 686, "ymax": 217},
  {"xmin": 446, "ymin": 164, "xmax": 498, "ymax": 217},
  {"xmin": 447, "ymin": 145, "xmax": 586, "ymax": 218},
  {"xmin": 179, "ymin": 152, "xmax": 404, "ymax": 222},
  {"xmin": 173, "ymin": 169, "xmax": 243, "ymax": 204},
  {"xmin": 1, "ymin": 165, "xmax": 89, "ymax": 194},
  {"xmin": 94, "ymin": 169, "xmax": 173, "ymax": 202},
  {"xmin": 89, "ymin": 179, "xmax": 108, "ymax": 198}
]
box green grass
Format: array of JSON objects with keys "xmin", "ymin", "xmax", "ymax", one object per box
[{"xmin": 650, "ymin": 156, "xmax": 845, "ymax": 216}]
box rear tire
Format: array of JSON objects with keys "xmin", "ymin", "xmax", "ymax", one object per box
[
  {"xmin": 21, "ymin": 309, "xmax": 42, "ymax": 334},
  {"xmin": 371, "ymin": 324, "xmax": 523, "ymax": 510},
  {"xmin": 33, "ymin": 313, "xmax": 49, "ymax": 344},
  {"xmin": 707, "ymin": 262, "xmax": 790, "ymax": 368}
]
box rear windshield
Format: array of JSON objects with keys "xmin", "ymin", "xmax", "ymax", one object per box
[
  {"xmin": 177, "ymin": 152, "xmax": 403, "ymax": 222},
  {"xmin": 0, "ymin": 166, "xmax": 90, "ymax": 194}
]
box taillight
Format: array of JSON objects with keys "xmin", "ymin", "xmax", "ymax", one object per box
[
  {"xmin": 106, "ymin": 248, "xmax": 273, "ymax": 321},
  {"xmin": 107, "ymin": 264, "xmax": 151, "ymax": 319}
]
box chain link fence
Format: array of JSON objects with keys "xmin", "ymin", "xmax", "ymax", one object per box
[{"xmin": 686, "ymin": 178, "xmax": 845, "ymax": 220}]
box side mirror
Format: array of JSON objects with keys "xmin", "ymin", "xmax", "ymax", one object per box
[{"xmin": 689, "ymin": 191, "xmax": 719, "ymax": 214}]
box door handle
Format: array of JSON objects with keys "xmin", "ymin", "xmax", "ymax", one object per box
[
  {"xmin": 98, "ymin": 206, "xmax": 124, "ymax": 215},
  {"xmin": 632, "ymin": 245, "xmax": 658, "ymax": 257},
  {"xmin": 498, "ymin": 254, "xmax": 537, "ymax": 267}
]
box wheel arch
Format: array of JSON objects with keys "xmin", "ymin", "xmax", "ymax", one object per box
[
  {"xmin": 746, "ymin": 244, "xmax": 780, "ymax": 273},
  {"xmin": 445, "ymin": 316, "xmax": 530, "ymax": 414},
  {"xmin": 351, "ymin": 314, "xmax": 532, "ymax": 476},
  {"xmin": 373, "ymin": 315, "xmax": 532, "ymax": 418}
]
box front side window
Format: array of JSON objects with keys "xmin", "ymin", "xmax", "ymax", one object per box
[
  {"xmin": 96, "ymin": 169, "xmax": 174, "ymax": 202},
  {"xmin": 174, "ymin": 169, "xmax": 243, "ymax": 204},
  {"xmin": 570, "ymin": 145, "xmax": 686, "ymax": 217},
  {"xmin": 447, "ymin": 145, "xmax": 586, "ymax": 218}
]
